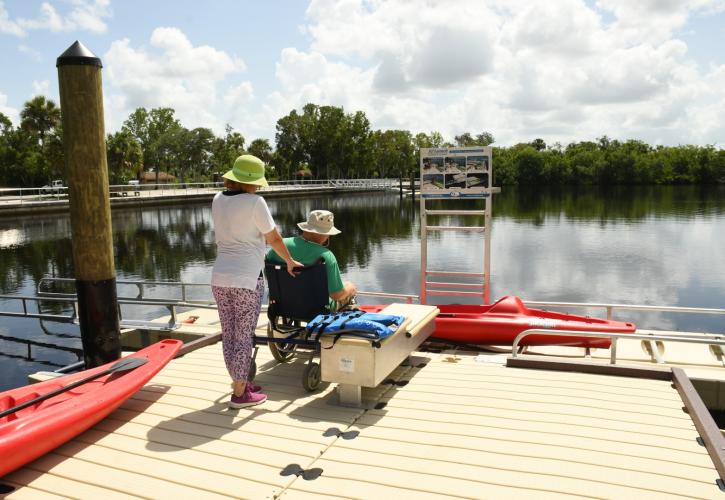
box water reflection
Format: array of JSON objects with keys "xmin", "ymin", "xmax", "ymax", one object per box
[
  {"xmin": 432, "ymin": 185, "xmax": 725, "ymax": 225},
  {"xmin": 1, "ymin": 186, "xmax": 724, "ymax": 390}
]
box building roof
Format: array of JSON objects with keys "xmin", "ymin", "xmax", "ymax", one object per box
[{"xmin": 140, "ymin": 171, "xmax": 176, "ymax": 182}]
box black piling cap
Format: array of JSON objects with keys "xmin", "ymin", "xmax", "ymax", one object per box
[{"xmin": 57, "ymin": 40, "xmax": 102, "ymax": 68}]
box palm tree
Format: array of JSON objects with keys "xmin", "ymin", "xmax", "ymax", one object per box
[{"xmin": 20, "ymin": 96, "xmax": 61, "ymax": 146}]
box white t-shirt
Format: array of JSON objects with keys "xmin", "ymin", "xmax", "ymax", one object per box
[{"xmin": 211, "ymin": 191, "xmax": 275, "ymax": 289}]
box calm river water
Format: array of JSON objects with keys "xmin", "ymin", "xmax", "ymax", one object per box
[{"xmin": 1, "ymin": 185, "xmax": 724, "ymax": 390}]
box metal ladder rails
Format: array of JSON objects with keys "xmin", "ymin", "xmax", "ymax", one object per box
[{"xmin": 420, "ymin": 198, "xmax": 494, "ymax": 304}]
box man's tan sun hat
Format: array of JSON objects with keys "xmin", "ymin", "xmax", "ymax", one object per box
[
  {"xmin": 223, "ymin": 154, "xmax": 268, "ymax": 187},
  {"xmin": 298, "ymin": 210, "xmax": 341, "ymax": 235}
]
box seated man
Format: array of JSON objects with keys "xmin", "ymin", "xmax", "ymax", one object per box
[{"xmin": 266, "ymin": 209, "xmax": 357, "ymax": 311}]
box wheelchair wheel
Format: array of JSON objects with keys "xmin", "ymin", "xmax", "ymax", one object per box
[
  {"xmin": 268, "ymin": 320, "xmax": 298, "ymax": 363},
  {"xmin": 248, "ymin": 358, "xmax": 257, "ymax": 381},
  {"xmin": 302, "ymin": 362, "xmax": 321, "ymax": 392}
]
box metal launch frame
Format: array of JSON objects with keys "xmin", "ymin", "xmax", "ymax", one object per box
[{"xmin": 418, "ymin": 146, "xmax": 497, "ymax": 305}]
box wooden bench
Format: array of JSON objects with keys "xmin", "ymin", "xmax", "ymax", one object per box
[{"xmin": 320, "ymin": 303, "xmax": 439, "ymax": 406}]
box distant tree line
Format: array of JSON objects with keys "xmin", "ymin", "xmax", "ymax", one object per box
[
  {"xmin": 1, "ymin": 96, "xmax": 724, "ymax": 187},
  {"xmin": 495, "ymin": 137, "xmax": 725, "ymax": 185}
]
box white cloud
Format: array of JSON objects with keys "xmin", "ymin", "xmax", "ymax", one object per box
[
  {"xmin": 104, "ymin": 27, "xmax": 246, "ymax": 133},
  {"xmin": 2, "ymin": 0, "xmax": 111, "ymax": 36},
  {"xmin": 8, "ymin": 0, "xmax": 717, "ymax": 148},
  {"xmin": 0, "ymin": 1, "xmax": 24, "ymax": 36},
  {"xmin": 594, "ymin": 0, "xmax": 719, "ymax": 43},
  {"xmin": 224, "ymin": 82, "xmax": 255, "ymax": 109},
  {"xmin": 22, "ymin": 0, "xmax": 111, "ymax": 34},
  {"xmin": 219, "ymin": 81, "xmax": 260, "ymax": 136},
  {"xmin": 66, "ymin": 0, "xmax": 111, "ymax": 33},
  {"xmin": 271, "ymin": 48, "xmax": 373, "ymax": 116},
  {"xmin": 31, "ymin": 80, "xmax": 50, "ymax": 97},
  {"xmin": 18, "ymin": 2, "xmax": 65, "ymax": 32},
  {"xmin": 0, "ymin": 91, "xmax": 19, "ymax": 124},
  {"xmin": 18, "ymin": 44, "xmax": 42, "ymax": 61},
  {"xmin": 682, "ymin": 63, "xmax": 725, "ymax": 144},
  {"xmin": 503, "ymin": 0, "xmax": 604, "ymax": 56},
  {"xmin": 259, "ymin": 0, "xmax": 725, "ymax": 146},
  {"xmin": 307, "ymin": 0, "xmax": 497, "ymax": 92}
]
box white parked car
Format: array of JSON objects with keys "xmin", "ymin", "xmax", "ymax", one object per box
[
  {"xmin": 41, "ymin": 180, "xmax": 64, "ymax": 194},
  {"xmin": 127, "ymin": 179, "xmax": 141, "ymax": 196}
]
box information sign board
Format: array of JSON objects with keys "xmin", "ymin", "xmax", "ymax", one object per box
[{"xmin": 420, "ymin": 146, "xmax": 492, "ymax": 199}]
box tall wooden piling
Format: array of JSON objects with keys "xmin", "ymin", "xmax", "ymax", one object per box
[{"xmin": 57, "ymin": 41, "xmax": 120, "ymax": 367}]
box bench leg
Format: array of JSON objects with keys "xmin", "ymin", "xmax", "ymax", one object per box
[{"xmin": 337, "ymin": 384, "xmax": 362, "ymax": 407}]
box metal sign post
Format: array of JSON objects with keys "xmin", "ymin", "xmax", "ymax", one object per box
[{"xmin": 419, "ymin": 146, "xmax": 497, "ymax": 305}]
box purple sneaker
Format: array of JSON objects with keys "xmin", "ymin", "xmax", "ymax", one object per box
[
  {"xmin": 229, "ymin": 388, "xmax": 267, "ymax": 409},
  {"xmin": 230, "ymin": 382, "xmax": 262, "ymax": 393}
]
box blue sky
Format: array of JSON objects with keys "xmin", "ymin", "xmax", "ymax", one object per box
[{"xmin": 2, "ymin": 0, "xmax": 725, "ymax": 147}]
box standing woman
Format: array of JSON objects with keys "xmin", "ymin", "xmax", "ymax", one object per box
[{"xmin": 211, "ymin": 155, "xmax": 301, "ymax": 408}]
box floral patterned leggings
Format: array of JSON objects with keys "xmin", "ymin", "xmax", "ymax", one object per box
[{"xmin": 212, "ymin": 278, "xmax": 264, "ymax": 382}]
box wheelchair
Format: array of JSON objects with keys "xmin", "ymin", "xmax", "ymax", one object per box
[{"xmin": 251, "ymin": 259, "xmax": 331, "ymax": 392}]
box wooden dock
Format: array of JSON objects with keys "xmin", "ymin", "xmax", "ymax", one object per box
[{"xmin": 3, "ymin": 316, "xmax": 722, "ymax": 498}]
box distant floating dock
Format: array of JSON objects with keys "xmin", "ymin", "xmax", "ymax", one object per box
[{"xmin": 0, "ymin": 179, "xmax": 402, "ymax": 216}]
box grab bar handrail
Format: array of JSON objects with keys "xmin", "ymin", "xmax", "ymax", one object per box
[
  {"xmin": 511, "ymin": 329, "xmax": 725, "ymax": 365},
  {"xmin": 523, "ymin": 300, "xmax": 725, "ymax": 320}
]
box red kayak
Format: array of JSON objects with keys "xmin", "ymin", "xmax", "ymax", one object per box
[
  {"xmin": 361, "ymin": 296, "xmax": 635, "ymax": 347},
  {"xmin": 0, "ymin": 339, "xmax": 182, "ymax": 478}
]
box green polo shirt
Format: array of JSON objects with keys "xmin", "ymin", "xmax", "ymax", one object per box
[{"xmin": 266, "ymin": 236, "xmax": 345, "ymax": 298}]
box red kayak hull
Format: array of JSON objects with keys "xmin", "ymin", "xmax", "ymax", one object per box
[
  {"xmin": 361, "ymin": 296, "xmax": 635, "ymax": 348},
  {"xmin": 0, "ymin": 339, "xmax": 182, "ymax": 478}
]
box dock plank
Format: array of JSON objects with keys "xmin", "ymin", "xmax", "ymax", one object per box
[
  {"xmin": 50, "ymin": 438, "xmax": 281, "ymax": 498},
  {"xmin": 331, "ymin": 434, "xmax": 715, "ymax": 485},
  {"xmin": 354, "ymin": 409, "xmax": 700, "ymax": 453},
  {"xmin": 8, "ymin": 452, "xmax": 228, "ymax": 499},
  {"xmin": 0, "ymin": 476, "xmax": 77, "ymax": 499},
  {"xmin": 72, "ymin": 428, "xmax": 294, "ymax": 487},
  {"xmin": 366, "ymin": 404, "xmax": 697, "ymax": 440},
  {"xmin": 307, "ymin": 446, "xmax": 716, "ymax": 499},
  {"xmin": 283, "ymin": 459, "xmax": 577, "ymax": 499}
]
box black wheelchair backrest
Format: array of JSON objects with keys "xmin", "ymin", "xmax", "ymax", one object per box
[{"xmin": 264, "ymin": 259, "xmax": 329, "ymax": 321}]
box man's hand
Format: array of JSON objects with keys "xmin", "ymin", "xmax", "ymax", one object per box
[{"xmin": 287, "ymin": 259, "xmax": 303, "ymax": 276}]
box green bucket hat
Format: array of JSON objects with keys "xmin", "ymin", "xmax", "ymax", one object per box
[{"xmin": 223, "ymin": 154, "xmax": 268, "ymax": 187}]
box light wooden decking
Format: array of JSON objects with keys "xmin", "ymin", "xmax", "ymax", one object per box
[{"xmin": 3, "ymin": 345, "xmax": 722, "ymax": 499}]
